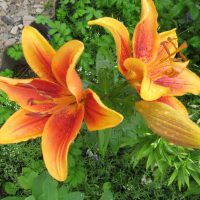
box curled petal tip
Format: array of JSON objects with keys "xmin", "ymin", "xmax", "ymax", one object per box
[
  {"xmin": 22, "ymin": 25, "xmax": 56, "ymax": 81},
  {"xmin": 88, "ymin": 17, "xmax": 131, "ymax": 75},
  {"xmin": 84, "ymin": 89, "xmax": 123, "ymax": 131}
]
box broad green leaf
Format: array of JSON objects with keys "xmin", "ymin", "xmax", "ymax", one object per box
[
  {"xmin": 32, "ymin": 172, "xmax": 50, "ymax": 199},
  {"xmin": 4, "ymin": 182, "xmax": 17, "ymax": 195},
  {"xmin": 18, "ymin": 169, "xmax": 38, "ymax": 190},
  {"xmin": 98, "ymin": 130, "xmax": 112, "ymax": 158},
  {"xmin": 64, "ymin": 192, "xmax": 84, "ymax": 200},
  {"xmin": 1, "ymin": 197, "xmax": 23, "ymax": 200},
  {"xmin": 37, "ymin": 173, "xmax": 58, "ymax": 200},
  {"xmin": 103, "ymin": 182, "xmax": 112, "ymax": 191},
  {"xmin": 189, "ymin": 36, "xmax": 200, "ymax": 48},
  {"xmin": 100, "ymin": 190, "xmax": 113, "ymax": 200},
  {"xmin": 169, "ymin": 2, "xmax": 184, "ymax": 18},
  {"xmin": 25, "ymin": 196, "xmax": 36, "ymax": 200}
]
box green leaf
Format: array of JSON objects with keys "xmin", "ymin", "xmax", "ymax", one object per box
[
  {"xmin": 0, "ymin": 69, "xmax": 14, "ymax": 77},
  {"xmin": 103, "ymin": 182, "xmax": 112, "ymax": 191},
  {"xmin": 188, "ymin": 36, "xmax": 200, "ymax": 48},
  {"xmin": 100, "ymin": 190, "xmax": 113, "ymax": 200},
  {"xmin": 99, "ymin": 182, "xmax": 113, "ymax": 200},
  {"xmin": 185, "ymin": 182, "xmax": 200, "ymax": 196},
  {"xmin": 35, "ymin": 15, "xmax": 50, "ymax": 25},
  {"xmin": 169, "ymin": 2, "xmax": 184, "ymax": 18},
  {"xmin": 48, "ymin": 29, "xmax": 58, "ymax": 35},
  {"xmin": 32, "ymin": 172, "xmax": 58, "ymax": 200},
  {"xmin": 64, "ymin": 192, "xmax": 84, "ymax": 200},
  {"xmin": 168, "ymin": 169, "xmax": 178, "ymax": 186},
  {"xmin": 188, "ymin": 2, "xmax": 199, "ymax": 20},
  {"xmin": 177, "ymin": 167, "xmax": 185, "ymax": 190},
  {"xmin": 146, "ymin": 152, "xmax": 155, "ymax": 169},
  {"xmin": 58, "ymin": 186, "xmax": 69, "ymax": 200},
  {"xmin": 1, "ymin": 198, "xmax": 23, "ymax": 200},
  {"xmin": 7, "ymin": 44, "xmax": 23, "ymax": 61},
  {"xmin": 25, "ymin": 196, "xmax": 36, "ymax": 200},
  {"xmin": 190, "ymin": 171, "xmax": 200, "ymax": 185},
  {"xmin": 39, "ymin": 176, "xmax": 58, "ymax": 200},
  {"xmin": 98, "ymin": 130, "xmax": 112, "ymax": 158},
  {"xmin": 18, "ymin": 168, "xmax": 38, "ymax": 190},
  {"xmin": 68, "ymin": 167, "xmax": 85, "ymax": 187},
  {"xmin": 4, "ymin": 182, "xmax": 17, "ymax": 195},
  {"xmin": 32, "ymin": 172, "xmax": 49, "ymax": 198}
]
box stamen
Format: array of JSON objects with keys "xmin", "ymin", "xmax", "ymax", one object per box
[
  {"xmin": 25, "ymin": 112, "xmax": 51, "ymax": 117},
  {"xmin": 27, "ymin": 98, "xmax": 34, "ymax": 106},
  {"xmin": 20, "ymin": 83, "xmax": 37, "ymax": 89},
  {"xmin": 171, "ymin": 58, "xmax": 182, "ymax": 62},
  {"xmin": 27, "ymin": 98, "xmax": 54, "ymax": 106},
  {"xmin": 160, "ymin": 41, "xmax": 171, "ymax": 56},
  {"xmin": 179, "ymin": 52, "xmax": 187, "ymax": 62},
  {"xmin": 20, "ymin": 83, "xmax": 55, "ymax": 100},
  {"xmin": 167, "ymin": 37, "xmax": 177, "ymax": 49},
  {"xmin": 167, "ymin": 37, "xmax": 188, "ymax": 62},
  {"xmin": 160, "ymin": 41, "xmax": 187, "ymax": 63},
  {"xmin": 37, "ymin": 91, "xmax": 54, "ymax": 100}
]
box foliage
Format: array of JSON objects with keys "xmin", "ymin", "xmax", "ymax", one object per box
[
  {"xmin": 0, "ymin": 70, "xmax": 17, "ymax": 126},
  {"xmin": 1, "ymin": 0, "xmax": 200, "ymax": 199},
  {"xmin": 2, "ymin": 171, "xmax": 85, "ymax": 200},
  {"xmin": 127, "ymin": 133, "xmax": 200, "ymax": 190},
  {"xmin": 7, "ymin": 44, "xmax": 24, "ymax": 61},
  {"xmin": 0, "ymin": 140, "xmax": 42, "ymax": 185}
]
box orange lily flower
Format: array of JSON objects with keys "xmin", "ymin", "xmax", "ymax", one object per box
[
  {"xmin": 88, "ymin": 0, "xmax": 200, "ymax": 147},
  {"xmin": 0, "ymin": 26, "xmax": 123, "ymax": 181}
]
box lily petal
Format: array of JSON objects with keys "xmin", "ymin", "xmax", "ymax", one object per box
[
  {"xmin": 135, "ymin": 100, "xmax": 200, "ymax": 148},
  {"xmin": 155, "ymin": 65, "xmax": 200, "ymax": 96},
  {"xmin": 22, "ymin": 26, "xmax": 56, "ymax": 81},
  {"xmin": 132, "ymin": 0, "xmax": 159, "ymax": 63},
  {"xmin": 124, "ymin": 57, "xmax": 146, "ymax": 91},
  {"xmin": 0, "ymin": 77, "xmax": 63, "ymax": 112},
  {"xmin": 0, "ymin": 109, "xmax": 49, "ymax": 144},
  {"xmin": 52, "ymin": 40, "xmax": 84, "ymax": 102},
  {"xmin": 42, "ymin": 106, "xmax": 84, "ymax": 181},
  {"xmin": 88, "ymin": 17, "xmax": 131, "ymax": 75},
  {"xmin": 156, "ymin": 96, "xmax": 188, "ymax": 117},
  {"xmin": 140, "ymin": 68, "xmax": 170, "ymax": 101},
  {"xmin": 84, "ymin": 89, "xmax": 123, "ymax": 131}
]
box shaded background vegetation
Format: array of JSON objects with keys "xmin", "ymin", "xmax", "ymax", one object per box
[{"xmin": 1, "ymin": 0, "xmax": 200, "ymax": 199}]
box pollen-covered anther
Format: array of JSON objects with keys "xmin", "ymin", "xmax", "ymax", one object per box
[
  {"xmin": 27, "ymin": 98, "xmax": 34, "ymax": 106},
  {"xmin": 20, "ymin": 83, "xmax": 37, "ymax": 89},
  {"xmin": 37, "ymin": 90, "xmax": 54, "ymax": 100},
  {"xmin": 25, "ymin": 111, "xmax": 51, "ymax": 117},
  {"xmin": 27, "ymin": 98, "xmax": 53, "ymax": 106}
]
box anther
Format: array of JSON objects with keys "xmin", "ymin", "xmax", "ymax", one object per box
[
  {"xmin": 37, "ymin": 91, "xmax": 54, "ymax": 100},
  {"xmin": 27, "ymin": 98, "xmax": 34, "ymax": 106},
  {"xmin": 27, "ymin": 98, "xmax": 53, "ymax": 106},
  {"xmin": 160, "ymin": 41, "xmax": 188, "ymax": 63},
  {"xmin": 25, "ymin": 112, "xmax": 51, "ymax": 117}
]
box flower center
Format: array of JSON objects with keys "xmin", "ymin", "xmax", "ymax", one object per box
[
  {"xmin": 150, "ymin": 38, "xmax": 188, "ymax": 80},
  {"xmin": 26, "ymin": 86, "xmax": 80, "ymax": 116}
]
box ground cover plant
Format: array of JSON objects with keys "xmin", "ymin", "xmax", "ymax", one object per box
[{"xmin": 1, "ymin": 0, "xmax": 200, "ymax": 199}]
